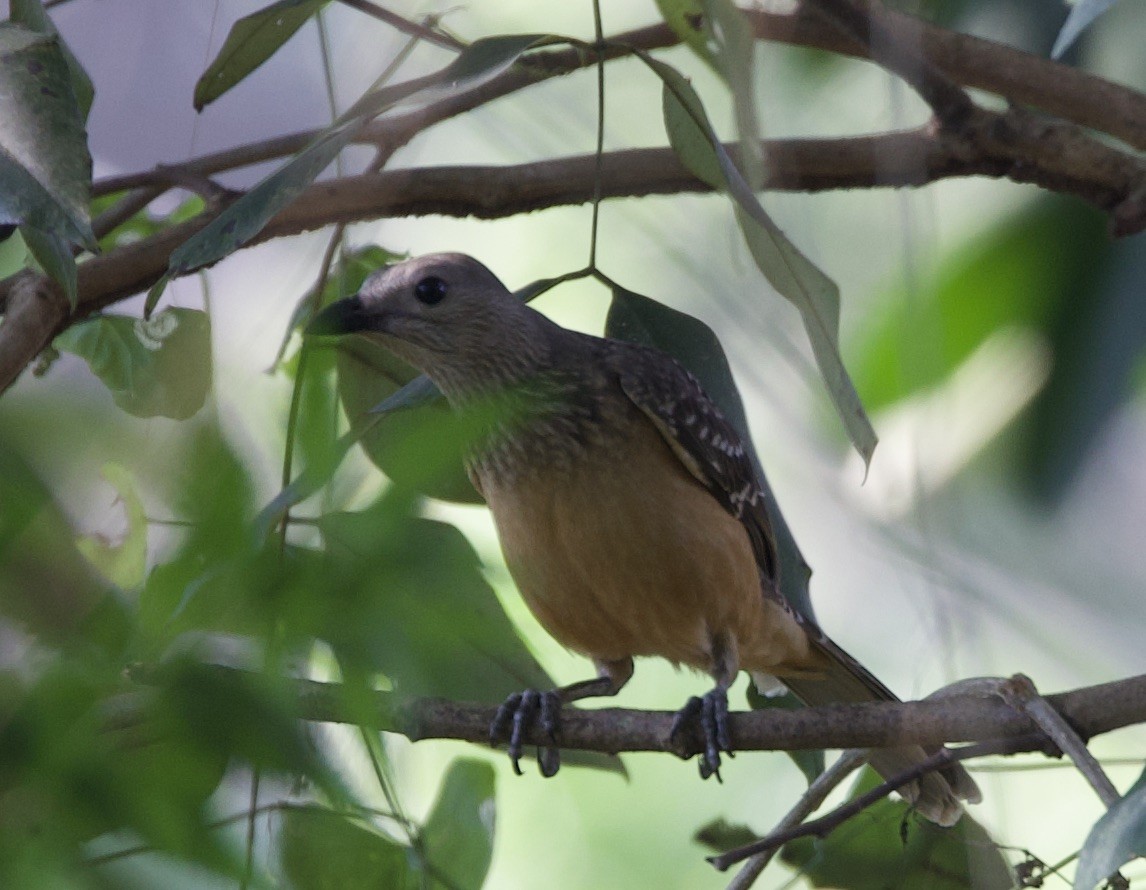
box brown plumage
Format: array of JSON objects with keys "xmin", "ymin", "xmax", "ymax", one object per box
[{"xmin": 308, "ymin": 252, "xmax": 980, "ymax": 825}]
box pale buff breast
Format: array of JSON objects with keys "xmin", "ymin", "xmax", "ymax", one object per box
[{"xmin": 478, "ymin": 407, "xmax": 821, "ymax": 678}]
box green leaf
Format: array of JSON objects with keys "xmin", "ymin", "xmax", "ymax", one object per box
[
  {"xmin": 605, "ymin": 286, "xmax": 815, "ymax": 620},
  {"xmin": 1074, "ymin": 768, "xmax": 1146, "ymax": 890},
  {"xmin": 54, "ymin": 308, "xmax": 212, "ymax": 419},
  {"xmin": 780, "ymin": 769, "xmax": 1014, "ymax": 889},
  {"xmin": 20, "ymin": 223, "xmax": 76, "ymax": 307},
  {"xmin": 76, "ymin": 463, "xmax": 148, "ymax": 589},
  {"xmin": 653, "ymin": 59, "xmax": 876, "ymax": 465},
  {"xmin": 0, "ymin": 25, "xmax": 94, "ymax": 249},
  {"xmin": 9, "ymin": 0, "xmax": 95, "ymax": 120},
  {"xmin": 694, "ymin": 818, "xmax": 758, "ymax": 854},
  {"xmin": 316, "ymin": 507, "xmax": 554, "ymax": 701},
  {"xmin": 418, "ymin": 760, "xmax": 496, "ymax": 890},
  {"xmin": 195, "ymin": 0, "xmax": 330, "ymax": 110},
  {"xmin": 281, "ymin": 805, "xmax": 414, "ymax": 890}
]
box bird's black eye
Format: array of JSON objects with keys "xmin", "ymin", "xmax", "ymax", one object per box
[{"xmin": 414, "ymin": 276, "xmax": 448, "ymax": 306}]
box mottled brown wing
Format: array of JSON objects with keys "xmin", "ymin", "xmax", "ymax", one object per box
[{"xmin": 606, "ymin": 340, "xmax": 779, "ymax": 584}]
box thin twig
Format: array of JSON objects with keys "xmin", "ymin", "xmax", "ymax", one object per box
[
  {"xmin": 709, "ymin": 736, "xmax": 1041, "ymax": 871},
  {"xmin": 726, "ymin": 750, "xmax": 867, "ymax": 890}
]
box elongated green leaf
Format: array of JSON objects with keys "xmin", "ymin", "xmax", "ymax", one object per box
[
  {"xmin": 652, "ymin": 58, "xmax": 876, "ymax": 464},
  {"xmin": 419, "ymin": 760, "xmax": 496, "ymax": 890},
  {"xmin": 281, "ymin": 805, "xmax": 414, "ymax": 890},
  {"xmin": 1075, "ymin": 768, "xmax": 1146, "ymax": 890},
  {"xmin": 0, "ymin": 25, "xmax": 94, "ymax": 249},
  {"xmin": 1051, "ymin": 0, "xmax": 1120, "ymax": 59},
  {"xmin": 20, "ymin": 223, "xmax": 77, "ymax": 307},
  {"xmin": 195, "ymin": 0, "xmax": 331, "ymax": 110},
  {"xmin": 54, "ymin": 308, "xmax": 212, "ymax": 419},
  {"xmin": 9, "ymin": 0, "xmax": 95, "ymax": 119},
  {"xmin": 153, "ymin": 35, "xmax": 562, "ymax": 313}
]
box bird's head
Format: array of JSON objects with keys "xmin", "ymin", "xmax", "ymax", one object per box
[{"xmin": 307, "ymin": 253, "xmax": 549, "ymax": 402}]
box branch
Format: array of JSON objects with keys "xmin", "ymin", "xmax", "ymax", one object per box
[{"xmin": 280, "ymin": 672, "xmax": 1146, "ymax": 755}]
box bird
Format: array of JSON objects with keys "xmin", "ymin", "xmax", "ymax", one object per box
[{"xmin": 307, "ymin": 252, "xmax": 980, "ymax": 825}]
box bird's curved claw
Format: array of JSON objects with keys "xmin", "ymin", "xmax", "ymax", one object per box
[
  {"xmin": 490, "ymin": 689, "xmax": 562, "ymax": 777},
  {"xmin": 670, "ymin": 687, "xmax": 733, "ymax": 781}
]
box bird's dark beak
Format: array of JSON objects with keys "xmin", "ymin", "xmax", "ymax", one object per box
[{"xmin": 306, "ymin": 295, "xmax": 369, "ymax": 337}]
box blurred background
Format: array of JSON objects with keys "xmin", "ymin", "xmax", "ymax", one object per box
[{"xmin": 3, "ymin": 0, "xmax": 1145, "ymax": 886}]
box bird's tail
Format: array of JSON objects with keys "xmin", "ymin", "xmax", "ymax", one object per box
[{"xmin": 762, "ymin": 632, "xmax": 981, "ymax": 827}]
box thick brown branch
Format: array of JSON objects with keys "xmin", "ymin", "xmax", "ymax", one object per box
[
  {"xmin": 2, "ymin": 109, "xmax": 1143, "ymax": 395},
  {"xmin": 286, "ymin": 672, "xmax": 1146, "ymax": 756}
]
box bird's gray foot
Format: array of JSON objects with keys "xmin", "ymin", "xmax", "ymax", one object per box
[
  {"xmin": 490, "ymin": 689, "xmax": 562, "ymax": 777},
  {"xmin": 671, "ymin": 687, "xmax": 733, "ymax": 780}
]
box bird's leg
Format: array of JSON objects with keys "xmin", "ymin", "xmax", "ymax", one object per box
[
  {"xmin": 491, "ymin": 656, "xmax": 634, "ymax": 778},
  {"xmin": 671, "ymin": 633, "xmax": 739, "ymax": 780}
]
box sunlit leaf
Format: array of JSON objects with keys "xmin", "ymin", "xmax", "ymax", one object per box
[
  {"xmin": 281, "ymin": 805, "xmax": 414, "ymax": 889},
  {"xmin": 76, "ymin": 463, "xmax": 148, "ymax": 589},
  {"xmin": 0, "ymin": 25, "xmax": 94, "ymax": 251},
  {"xmin": 651, "ymin": 58, "xmax": 876, "ymax": 465},
  {"xmin": 195, "ymin": 0, "xmax": 331, "ymax": 110},
  {"xmin": 418, "ymin": 760, "xmax": 496, "ymax": 890},
  {"xmin": 9, "ymin": 0, "xmax": 95, "ymax": 119},
  {"xmin": 54, "ymin": 308, "xmax": 212, "ymax": 419},
  {"xmin": 1051, "ymin": 0, "xmax": 1120, "ymax": 59},
  {"xmin": 1074, "ymin": 767, "xmax": 1146, "ymax": 890}
]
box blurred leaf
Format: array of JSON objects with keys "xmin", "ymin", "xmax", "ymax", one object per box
[
  {"xmin": 158, "ymin": 660, "xmax": 344, "ymax": 798},
  {"xmin": 704, "ymin": 0, "xmax": 763, "ymax": 184},
  {"xmin": 335, "ymin": 337, "xmax": 478, "ymax": 503},
  {"xmin": 19, "ymin": 223, "xmax": 76, "ymax": 308},
  {"xmin": 419, "ymin": 759, "xmax": 496, "ymax": 890},
  {"xmin": 654, "ymin": 0, "xmax": 717, "ymax": 66},
  {"xmin": 316, "ymin": 506, "xmax": 553, "ymax": 701},
  {"xmin": 1051, "ymin": 0, "xmax": 1120, "ymax": 59},
  {"xmin": 0, "ymin": 430, "xmax": 110, "ymax": 644},
  {"xmin": 281, "ymin": 805, "xmax": 414, "ymax": 889},
  {"xmin": 195, "ymin": 0, "xmax": 330, "ymax": 110},
  {"xmin": 77, "ymin": 463, "xmax": 148, "ymax": 590},
  {"xmin": 605, "ymin": 286, "xmax": 815, "ymax": 620},
  {"xmin": 653, "ymin": 58, "xmax": 876, "ymax": 466},
  {"xmin": 0, "ymin": 25, "xmax": 94, "ymax": 249},
  {"xmin": 136, "ymin": 423, "xmax": 261, "ymax": 651},
  {"xmin": 856, "ymin": 199, "xmax": 1106, "ymax": 412},
  {"xmin": 780, "ymin": 769, "xmax": 1014, "ymax": 889},
  {"xmin": 54, "ymin": 308, "xmax": 212, "ymax": 419},
  {"xmin": 154, "ymin": 35, "xmax": 561, "ymax": 312},
  {"xmin": 694, "ymin": 817, "xmax": 758, "ymax": 854},
  {"xmin": 746, "ymin": 684, "xmax": 823, "ymax": 783},
  {"xmin": 9, "ymin": 0, "xmax": 95, "ymax": 119},
  {"xmin": 1074, "ymin": 767, "xmax": 1146, "ymax": 890}
]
